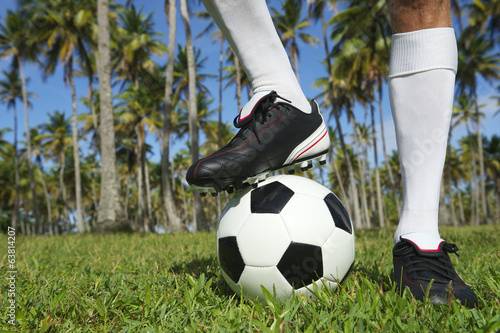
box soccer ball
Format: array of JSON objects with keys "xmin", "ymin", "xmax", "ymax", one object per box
[{"xmin": 216, "ymin": 175, "xmax": 355, "ymax": 302}]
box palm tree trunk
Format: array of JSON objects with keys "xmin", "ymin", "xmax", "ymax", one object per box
[
  {"xmin": 495, "ymin": 185, "xmax": 500, "ymax": 222},
  {"xmin": 371, "ymin": 103, "xmax": 385, "ymax": 227},
  {"xmin": 456, "ymin": 184, "xmax": 466, "ymax": 225},
  {"xmin": 363, "ymin": 146, "xmax": 376, "ymax": 219},
  {"xmin": 467, "ymin": 123, "xmax": 480, "ymax": 226},
  {"xmin": 37, "ymin": 166, "xmax": 53, "ymax": 235},
  {"xmin": 59, "ymin": 154, "xmax": 69, "ymax": 226},
  {"xmin": 68, "ymin": 60, "xmax": 85, "ymax": 233},
  {"xmin": 135, "ymin": 123, "xmax": 148, "ymax": 232},
  {"xmin": 446, "ymin": 170, "xmax": 458, "ymax": 227},
  {"xmin": 181, "ymin": 0, "xmax": 207, "ymax": 231},
  {"xmin": 335, "ymin": 108, "xmax": 361, "ymax": 229},
  {"xmin": 332, "ymin": 156, "xmax": 347, "ymax": 203},
  {"xmin": 18, "ymin": 56, "xmax": 40, "ymax": 231},
  {"xmin": 328, "ymin": 134, "xmax": 347, "ymax": 203},
  {"xmin": 353, "ymin": 124, "xmax": 370, "ymax": 228},
  {"xmin": 145, "ymin": 159, "xmax": 153, "ymax": 232},
  {"xmin": 88, "ymin": 76, "xmax": 98, "ymax": 133},
  {"xmin": 378, "ymin": 83, "xmax": 400, "ymax": 216},
  {"xmin": 234, "ymin": 54, "xmax": 242, "ymax": 110},
  {"xmin": 319, "ymin": 11, "xmax": 361, "ymax": 228},
  {"xmin": 12, "ymin": 105, "xmax": 19, "ymax": 231},
  {"xmin": 162, "ymin": 0, "xmax": 183, "ymax": 233},
  {"xmin": 216, "ymin": 37, "xmax": 224, "ymax": 221},
  {"xmin": 474, "ymin": 96, "xmax": 489, "ymax": 224},
  {"xmin": 96, "ymin": 0, "xmax": 128, "ymax": 232}
]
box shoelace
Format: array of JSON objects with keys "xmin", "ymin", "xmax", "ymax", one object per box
[
  {"xmin": 233, "ymin": 91, "xmax": 291, "ymax": 143},
  {"xmin": 397, "ymin": 241, "xmax": 460, "ymax": 283}
]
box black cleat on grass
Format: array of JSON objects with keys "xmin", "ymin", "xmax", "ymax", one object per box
[
  {"xmin": 186, "ymin": 91, "xmax": 329, "ymax": 195},
  {"xmin": 393, "ymin": 233, "xmax": 478, "ymax": 308}
]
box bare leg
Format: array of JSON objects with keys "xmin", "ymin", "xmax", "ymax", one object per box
[
  {"xmin": 201, "ymin": 0, "xmax": 311, "ymax": 114},
  {"xmin": 387, "ymin": 0, "xmax": 451, "ymax": 33}
]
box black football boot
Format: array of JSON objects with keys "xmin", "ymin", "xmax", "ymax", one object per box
[
  {"xmin": 393, "ymin": 233, "xmax": 478, "ymax": 308},
  {"xmin": 186, "ymin": 91, "xmax": 329, "ymax": 196}
]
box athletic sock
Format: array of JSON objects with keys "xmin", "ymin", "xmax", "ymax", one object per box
[
  {"xmin": 389, "ymin": 28, "xmax": 457, "ymax": 245},
  {"xmin": 200, "ymin": 0, "xmax": 311, "ymax": 113}
]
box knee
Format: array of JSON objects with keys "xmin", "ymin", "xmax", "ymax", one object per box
[{"xmin": 387, "ymin": 0, "xmax": 452, "ymax": 33}]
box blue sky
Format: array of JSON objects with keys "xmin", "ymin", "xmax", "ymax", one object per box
[{"xmin": 0, "ymin": 0, "xmax": 498, "ymax": 167}]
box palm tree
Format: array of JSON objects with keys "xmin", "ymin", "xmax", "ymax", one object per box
[
  {"xmin": 0, "ymin": 70, "xmax": 23, "ymax": 230},
  {"xmin": 95, "ymin": 0, "xmax": 128, "ymax": 232},
  {"xmin": 457, "ymin": 30, "xmax": 500, "ymax": 224},
  {"xmin": 172, "ymin": 45, "xmax": 213, "ymax": 106},
  {"xmin": 180, "ymin": 0, "xmax": 207, "ymax": 231},
  {"xmin": 30, "ymin": 126, "xmax": 55, "ymax": 234},
  {"xmin": 453, "ymin": 93, "xmax": 486, "ymax": 225},
  {"xmin": 224, "ymin": 51, "xmax": 251, "ymax": 109},
  {"xmin": 38, "ymin": 111, "xmax": 73, "ymax": 229},
  {"xmin": 117, "ymin": 83, "xmax": 163, "ymax": 232},
  {"xmin": 0, "ymin": 140, "xmax": 21, "ymax": 231},
  {"xmin": 353, "ymin": 123, "xmax": 373, "ymax": 228},
  {"xmin": 36, "ymin": 0, "xmax": 97, "ymax": 233},
  {"xmin": 466, "ymin": 0, "xmax": 500, "ymax": 42},
  {"xmin": 114, "ymin": 4, "xmax": 167, "ymax": 232},
  {"xmin": 162, "ymin": 0, "xmax": 184, "ymax": 233},
  {"xmin": 0, "ymin": 9, "xmax": 41, "ymax": 230},
  {"xmin": 328, "ymin": 0, "xmax": 392, "ymax": 228},
  {"xmin": 114, "ymin": 4, "xmax": 166, "ymax": 88},
  {"xmin": 271, "ymin": 0, "xmax": 320, "ymax": 82},
  {"xmin": 75, "ymin": 56, "xmax": 98, "ymax": 135},
  {"xmin": 484, "ymin": 135, "xmax": 500, "ymax": 220}
]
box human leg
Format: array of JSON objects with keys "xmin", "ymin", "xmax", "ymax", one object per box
[
  {"xmin": 388, "ymin": 0, "xmax": 477, "ymax": 307},
  {"xmin": 186, "ymin": 0, "xmax": 329, "ymax": 194},
  {"xmin": 200, "ymin": 0, "xmax": 310, "ymax": 113}
]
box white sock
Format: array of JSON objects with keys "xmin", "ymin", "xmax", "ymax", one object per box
[
  {"xmin": 200, "ymin": 0, "xmax": 311, "ymax": 113},
  {"xmin": 389, "ymin": 28, "xmax": 457, "ymax": 245}
]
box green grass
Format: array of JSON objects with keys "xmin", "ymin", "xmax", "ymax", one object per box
[{"xmin": 1, "ymin": 226, "xmax": 499, "ymax": 332}]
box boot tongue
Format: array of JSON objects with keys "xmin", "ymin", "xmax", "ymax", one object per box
[
  {"xmin": 401, "ymin": 233, "xmax": 444, "ymax": 252},
  {"xmin": 236, "ymin": 91, "xmax": 274, "ymax": 127}
]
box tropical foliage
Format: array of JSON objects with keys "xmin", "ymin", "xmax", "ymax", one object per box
[{"xmin": 0, "ymin": 0, "xmax": 499, "ymax": 235}]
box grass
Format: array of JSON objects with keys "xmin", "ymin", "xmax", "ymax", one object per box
[{"xmin": 1, "ymin": 225, "xmax": 499, "ymax": 332}]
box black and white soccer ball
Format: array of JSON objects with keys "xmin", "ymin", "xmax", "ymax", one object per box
[{"xmin": 216, "ymin": 175, "xmax": 355, "ymax": 302}]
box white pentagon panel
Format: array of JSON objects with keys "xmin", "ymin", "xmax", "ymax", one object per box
[
  {"xmin": 274, "ymin": 175, "xmax": 332, "ymax": 199},
  {"xmin": 238, "ymin": 265, "xmax": 293, "ymax": 302},
  {"xmin": 236, "ymin": 214, "xmax": 290, "ymax": 267},
  {"xmin": 280, "ymin": 193, "xmax": 336, "ymax": 246},
  {"xmin": 217, "ymin": 187, "xmax": 253, "ymax": 238},
  {"xmin": 321, "ymin": 229, "xmax": 355, "ymax": 283}
]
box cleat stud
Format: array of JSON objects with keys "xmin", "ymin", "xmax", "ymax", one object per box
[
  {"xmin": 300, "ymin": 160, "xmax": 312, "ymax": 171},
  {"xmin": 227, "ymin": 187, "xmax": 234, "ymax": 194},
  {"xmin": 251, "ymin": 183, "xmax": 258, "ymax": 189},
  {"xmin": 288, "ymin": 169, "xmax": 295, "ymax": 174},
  {"xmin": 199, "ymin": 192, "xmax": 208, "ymax": 197},
  {"xmin": 318, "ymin": 155, "xmax": 327, "ymax": 165},
  {"xmin": 234, "ymin": 180, "xmax": 243, "ymax": 190},
  {"xmin": 210, "ymin": 192, "xmax": 218, "ymax": 197}
]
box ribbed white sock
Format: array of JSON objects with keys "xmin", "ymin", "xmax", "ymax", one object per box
[
  {"xmin": 201, "ymin": 0, "xmax": 311, "ymax": 113},
  {"xmin": 389, "ymin": 28, "xmax": 457, "ymax": 245}
]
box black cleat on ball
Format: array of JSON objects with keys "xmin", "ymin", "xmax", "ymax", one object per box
[
  {"xmin": 186, "ymin": 91, "xmax": 329, "ymax": 194},
  {"xmin": 393, "ymin": 233, "xmax": 478, "ymax": 308}
]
